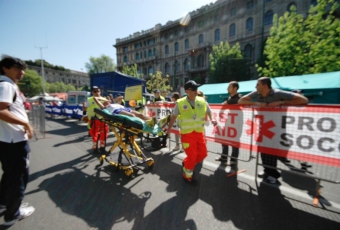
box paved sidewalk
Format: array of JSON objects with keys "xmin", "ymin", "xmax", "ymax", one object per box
[{"xmin": 0, "ymin": 117, "xmax": 339, "ymax": 229}]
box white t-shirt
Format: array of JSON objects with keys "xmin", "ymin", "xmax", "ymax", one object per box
[
  {"xmin": 105, "ymin": 103, "xmax": 125, "ymax": 114},
  {"xmin": 0, "ymin": 75, "xmax": 29, "ymax": 142}
]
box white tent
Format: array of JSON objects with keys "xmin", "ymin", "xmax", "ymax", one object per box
[{"xmin": 27, "ymin": 95, "xmax": 62, "ymax": 102}]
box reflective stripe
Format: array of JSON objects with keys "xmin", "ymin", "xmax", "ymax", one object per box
[{"xmin": 180, "ymin": 124, "xmax": 204, "ymax": 129}]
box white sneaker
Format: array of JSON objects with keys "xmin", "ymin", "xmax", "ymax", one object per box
[
  {"xmin": 173, "ymin": 145, "xmax": 180, "ymax": 151},
  {"xmin": 3, "ymin": 206, "xmax": 35, "ymax": 226}
]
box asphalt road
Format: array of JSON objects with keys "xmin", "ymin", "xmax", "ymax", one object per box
[{"xmin": 0, "ymin": 116, "xmax": 339, "ymax": 230}]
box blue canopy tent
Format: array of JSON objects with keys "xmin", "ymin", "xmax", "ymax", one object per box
[{"xmin": 199, "ymin": 71, "xmax": 340, "ymax": 104}]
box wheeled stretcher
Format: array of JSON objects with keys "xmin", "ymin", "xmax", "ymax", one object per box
[{"xmin": 94, "ymin": 108, "xmax": 155, "ymax": 177}]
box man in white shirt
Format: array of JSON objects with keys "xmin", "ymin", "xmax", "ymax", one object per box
[{"xmin": 0, "ymin": 55, "xmax": 35, "ymax": 226}]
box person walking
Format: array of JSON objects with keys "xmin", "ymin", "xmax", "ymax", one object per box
[
  {"xmin": 169, "ymin": 92, "xmax": 181, "ymax": 151},
  {"xmin": 0, "ymin": 55, "xmax": 35, "ymax": 226},
  {"xmin": 167, "ymin": 80, "xmax": 217, "ymax": 182},
  {"xmin": 215, "ymin": 81, "xmax": 242, "ymax": 166},
  {"xmin": 86, "ymin": 86, "xmax": 109, "ymax": 153},
  {"xmin": 238, "ymin": 77, "xmax": 308, "ymax": 184}
]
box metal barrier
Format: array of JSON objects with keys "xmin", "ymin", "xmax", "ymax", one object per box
[
  {"xmin": 147, "ymin": 103, "xmax": 340, "ymax": 206},
  {"xmin": 30, "ymin": 105, "xmax": 46, "ymax": 138}
]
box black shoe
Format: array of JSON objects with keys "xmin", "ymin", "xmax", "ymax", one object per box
[
  {"xmin": 215, "ymin": 157, "xmax": 227, "ymax": 162},
  {"xmin": 258, "ymin": 171, "xmax": 267, "ymax": 178},
  {"xmin": 99, "ymin": 147, "xmax": 106, "ymax": 154},
  {"xmin": 225, "ymin": 161, "xmax": 237, "ymax": 166}
]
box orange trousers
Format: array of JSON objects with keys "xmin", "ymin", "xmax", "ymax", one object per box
[
  {"xmin": 89, "ymin": 119, "xmax": 109, "ymax": 143},
  {"xmin": 181, "ymin": 131, "xmax": 207, "ymax": 170}
]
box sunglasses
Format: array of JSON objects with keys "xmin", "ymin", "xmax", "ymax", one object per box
[{"xmin": 93, "ymin": 90, "xmax": 100, "ymax": 93}]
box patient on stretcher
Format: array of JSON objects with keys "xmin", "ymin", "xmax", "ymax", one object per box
[{"xmin": 94, "ymin": 97, "xmax": 170, "ymax": 134}]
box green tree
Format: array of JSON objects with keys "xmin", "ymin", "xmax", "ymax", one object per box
[
  {"xmin": 209, "ymin": 41, "xmax": 250, "ymax": 83},
  {"xmin": 20, "ymin": 69, "xmax": 43, "ymax": 97},
  {"xmin": 85, "ymin": 54, "xmax": 116, "ymax": 74},
  {"xmin": 146, "ymin": 71, "xmax": 171, "ymax": 93},
  {"xmin": 65, "ymin": 84, "xmax": 76, "ymax": 92},
  {"xmin": 257, "ymin": 0, "xmax": 340, "ymax": 77},
  {"xmin": 121, "ymin": 64, "xmax": 140, "ymax": 78}
]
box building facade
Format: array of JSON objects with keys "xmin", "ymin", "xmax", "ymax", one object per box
[
  {"xmin": 114, "ymin": 0, "xmax": 318, "ymax": 91},
  {"xmin": 28, "ymin": 65, "xmax": 90, "ymax": 90}
]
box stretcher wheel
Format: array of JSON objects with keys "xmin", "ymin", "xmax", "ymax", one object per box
[
  {"xmin": 125, "ymin": 168, "xmax": 133, "ymax": 177},
  {"xmin": 147, "ymin": 160, "xmax": 154, "ymax": 169}
]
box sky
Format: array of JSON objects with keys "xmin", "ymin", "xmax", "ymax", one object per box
[{"xmin": 0, "ymin": 0, "xmax": 214, "ymax": 72}]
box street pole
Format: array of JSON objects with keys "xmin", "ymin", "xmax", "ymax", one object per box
[{"xmin": 35, "ymin": 46, "xmax": 48, "ymax": 94}]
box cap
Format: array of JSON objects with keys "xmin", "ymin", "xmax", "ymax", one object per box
[
  {"xmin": 184, "ymin": 80, "xmax": 201, "ymax": 90},
  {"xmin": 154, "ymin": 89, "xmax": 160, "ymax": 93},
  {"xmin": 92, "ymin": 86, "xmax": 99, "ymax": 90}
]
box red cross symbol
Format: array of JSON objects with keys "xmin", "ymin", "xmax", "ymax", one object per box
[{"xmin": 245, "ymin": 115, "xmax": 275, "ymax": 142}]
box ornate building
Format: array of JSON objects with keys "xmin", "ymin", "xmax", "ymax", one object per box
[
  {"xmin": 114, "ymin": 0, "xmax": 317, "ymax": 91},
  {"xmin": 28, "ymin": 65, "xmax": 90, "ymax": 90}
]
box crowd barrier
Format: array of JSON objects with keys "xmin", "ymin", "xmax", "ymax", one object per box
[
  {"xmin": 45, "ymin": 104, "xmax": 83, "ymax": 119},
  {"xmin": 146, "ymin": 103, "xmax": 340, "ymax": 204},
  {"xmin": 30, "ymin": 105, "xmax": 46, "ymax": 138}
]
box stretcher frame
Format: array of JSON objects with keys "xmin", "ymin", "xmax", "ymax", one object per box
[{"xmin": 94, "ymin": 108, "xmax": 154, "ymax": 177}]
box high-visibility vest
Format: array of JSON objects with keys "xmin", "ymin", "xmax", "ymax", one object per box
[
  {"xmin": 153, "ymin": 96, "xmax": 165, "ymax": 102},
  {"xmin": 177, "ymin": 96, "xmax": 207, "ymax": 134},
  {"xmin": 87, "ymin": 96, "xmax": 107, "ymax": 119}
]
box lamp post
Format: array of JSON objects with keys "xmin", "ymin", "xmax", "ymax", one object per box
[{"xmin": 35, "ymin": 46, "xmax": 47, "ymax": 94}]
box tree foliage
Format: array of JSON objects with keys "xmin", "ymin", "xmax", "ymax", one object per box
[
  {"xmin": 121, "ymin": 64, "xmax": 140, "ymax": 78},
  {"xmin": 257, "ymin": 0, "xmax": 340, "ymax": 77},
  {"xmin": 19, "ymin": 69, "xmax": 43, "ymax": 97},
  {"xmin": 25, "ymin": 60, "xmax": 69, "ymax": 72},
  {"xmin": 209, "ymin": 41, "xmax": 251, "ymax": 83},
  {"xmin": 85, "ymin": 54, "xmax": 116, "ymax": 74},
  {"xmin": 146, "ymin": 71, "xmax": 171, "ymax": 93}
]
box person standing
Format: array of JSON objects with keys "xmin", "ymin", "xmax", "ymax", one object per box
[
  {"xmin": 115, "ymin": 94, "xmax": 125, "ymax": 106},
  {"xmin": 167, "ymin": 80, "xmax": 217, "ymax": 182},
  {"xmin": 153, "ymin": 89, "xmax": 165, "ymax": 103},
  {"xmin": 169, "ymin": 92, "xmax": 181, "ymax": 151},
  {"xmin": 238, "ymin": 77, "xmax": 308, "ymax": 184},
  {"xmin": 0, "ymin": 55, "xmax": 35, "ymax": 226},
  {"xmin": 86, "ymin": 86, "xmax": 109, "ymax": 153},
  {"xmin": 215, "ymin": 81, "xmax": 241, "ymax": 166}
]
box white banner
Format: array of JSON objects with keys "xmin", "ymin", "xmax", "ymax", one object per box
[{"xmin": 146, "ymin": 103, "xmax": 340, "ymax": 167}]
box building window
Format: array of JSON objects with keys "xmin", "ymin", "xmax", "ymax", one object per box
[
  {"xmin": 229, "ymin": 23, "xmax": 236, "ymax": 37},
  {"xmin": 140, "ymin": 52, "xmax": 142, "ymax": 58},
  {"xmin": 184, "ymin": 39, "xmax": 189, "ymax": 50},
  {"xmin": 199, "ymin": 34, "xmax": 203, "ymax": 44},
  {"xmin": 165, "ymin": 63, "xmax": 170, "ymax": 74},
  {"xmin": 144, "ymin": 51, "xmax": 146, "ymax": 58},
  {"xmin": 197, "ymin": 54, "xmax": 204, "ymax": 67},
  {"xmin": 174, "ymin": 42, "xmax": 179, "ymax": 52},
  {"xmin": 197, "ymin": 20, "xmax": 205, "ymax": 28},
  {"xmin": 135, "ymin": 53, "xmax": 139, "ymax": 60},
  {"xmin": 266, "ymin": 0, "xmax": 273, "ymax": 2},
  {"xmin": 230, "ymin": 7, "xmax": 236, "ymax": 16},
  {"xmin": 165, "ymin": 45, "xmax": 169, "ymax": 55},
  {"xmin": 287, "ymin": 2, "xmax": 296, "ymax": 11},
  {"xmin": 123, "ymin": 56, "xmax": 128, "ymax": 63},
  {"xmin": 148, "ymin": 65, "xmax": 153, "ymax": 74},
  {"xmin": 184, "ymin": 58, "xmax": 189, "ymax": 70},
  {"xmin": 264, "ymin": 11, "xmax": 273, "ymax": 26},
  {"xmin": 214, "ymin": 29, "xmax": 220, "ymax": 41},
  {"xmin": 246, "ymin": 1, "xmax": 254, "ymax": 10},
  {"xmin": 153, "ymin": 48, "xmax": 156, "ymax": 56},
  {"xmin": 246, "ymin": 18, "xmax": 253, "ymax": 32},
  {"xmin": 123, "ymin": 47, "xmax": 128, "ymax": 52},
  {"xmin": 135, "ymin": 43, "xmax": 140, "ymax": 49},
  {"xmin": 148, "ymin": 49, "xmax": 152, "ymax": 57},
  {"xmin": 147, "ymin": 39, "xmax": 153, "ymax": 45},
  {"xmin": 244, "ymin": 44, "xmax": 253, "ymax": 61},
  {"xmin": 174, "ymin": 60, "xmax": 179, "ymax": 74}
]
